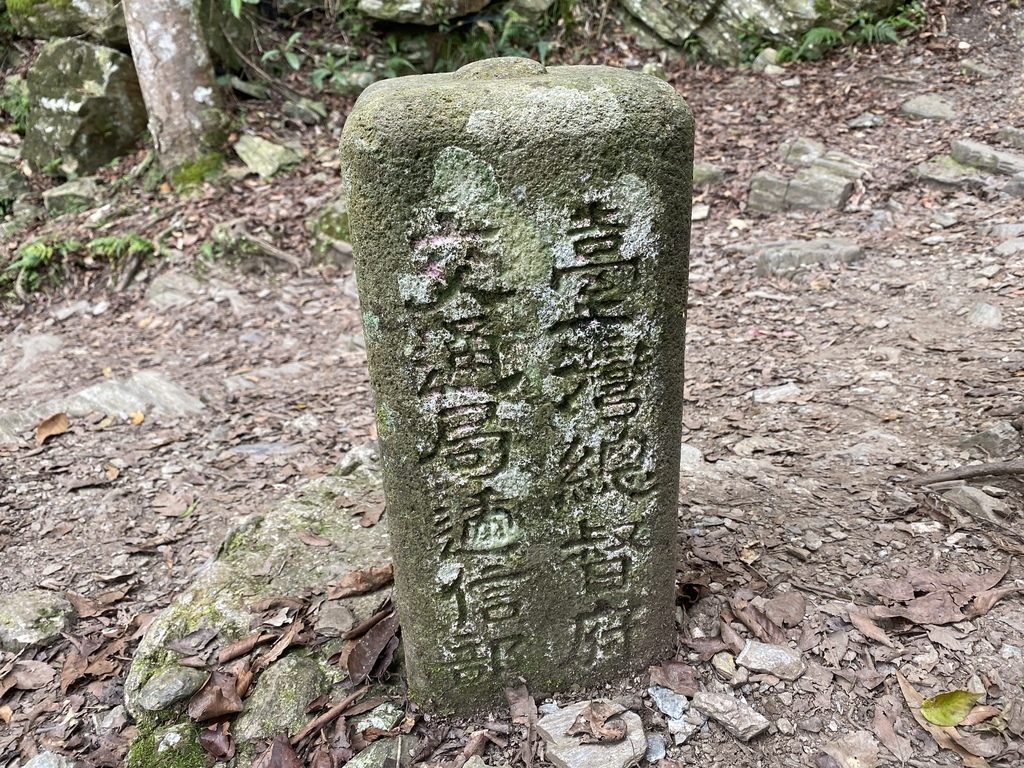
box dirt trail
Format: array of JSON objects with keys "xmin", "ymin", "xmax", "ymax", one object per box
[{"xmin": 2, "ymin": 3, "xmax": 1024, "ymax": 766}]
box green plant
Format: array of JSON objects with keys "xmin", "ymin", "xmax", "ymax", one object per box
[
  {"xmin": 262, "ymin": 31, "xmax": 304, "ymax": 72},
  {"xmin": 311, "ymin": 51, "xmax": 349, "ymax": 91},
  {"xmin": 2, "ymin": 237, "xmax": 80, "ymax": 297},
  {"xmin": 433, "ymin": 7, "xmax": 546, "ymax": 72},
  {"xmin": 87, "ymin": 234, "xmax": 157, "ymax": 262},
  {"xmin": 0, "ymin": 80, "xmax": 29, "ymax": 134},
  {"xmin": 227, "ymin": 0, "xmax": 260, "ymax": 19},
  {"xmin": 778, "ymin": 1, "xmax": 925, "ymax": 62}
]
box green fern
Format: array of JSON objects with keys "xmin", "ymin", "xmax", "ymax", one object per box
[{"xmin": 87, "ymin": 234, "xmax": 156, "ymax": 261}]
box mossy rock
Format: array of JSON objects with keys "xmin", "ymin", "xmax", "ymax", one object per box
[
  {"xmin": 125, "ymin": 446, "xmax": 391, "ymax": 760},
  {"xmin": 8, "ymin": 0, "xmax": 129, "ymax": 48},
  {"xmin": 23, "ymin": 37, "xmax": 146, "ymax": 176}
]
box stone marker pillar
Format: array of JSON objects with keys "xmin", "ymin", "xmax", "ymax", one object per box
[{"xmin": 341, "ymin": 57, "xmax": 693, "ymax": 713}]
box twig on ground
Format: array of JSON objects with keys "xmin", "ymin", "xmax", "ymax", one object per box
[
  {"xmin": 907, "ymin": 459, "xmax": 1024, "ymax": 487},
  {"xmin": 291, "ymin": 685, "xmax": 368, "ymax": 745}
]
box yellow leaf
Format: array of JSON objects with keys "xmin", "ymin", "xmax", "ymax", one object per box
[
  {"xmin": 138, "ymin": 315, "xmax": 154, "ymax": 329},
  {"xmin": 129, "ymin": 411, "xmax": 145, "ymax": 425},
  {"xmin": 102, "ymin": 367, "xmax": 113, "ymax": 377},
  {"xmin": 922, "ymin": 690, "xmax": 983, "ymax": 727},
  {"xmin": 35, "ymin": 413, "xmax": 69, "ymax": 445},
  {"xmin": 104, "ymin": 465, "xmax": 119, "ymax": 481},
  {"xmin": 98, "ymin": 415, "xmax": 115, "ymax": 429}
]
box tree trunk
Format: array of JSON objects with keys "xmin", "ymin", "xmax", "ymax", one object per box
[{"xmin": 122, "ymin": 0, "xmax": 225, "ymax": 183}]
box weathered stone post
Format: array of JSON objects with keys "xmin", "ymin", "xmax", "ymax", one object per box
[{"xmin": 341, "ymin": 57, "xmax": 693, "ymax": 713}]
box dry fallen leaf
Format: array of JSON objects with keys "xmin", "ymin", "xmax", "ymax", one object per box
[
  {"xmin": 649, "ymin": 661, "xmax": 699, "ymax": 697},
  {"xmin": 849, "ymin": 610, "xmax": 895, "ymax": 648},
  {"xmin": 297, "ymin": 529, "xmax": 334, "ymax": 547},
  {"xmin": 566, "ymin": 700, "xmax": 627, "ymax": 744},
  {"xmin": 187, "ymin": 670, "xmax": 242, "ymax": 721},
  {"xmin": 346, "ymin": 610, "xmax": 400, "ymax": 685},
  {"xmin": 129, "ymin": 411, "xmax": 145, "ymax": 425},
  {"xmin": 327, "ymin": 563, "xmax": 394, "ymax": 600},
  {"xmin": 35, "ymin": 413, "xmax": 69, "ymax": 445},
  {"xmin": 0, "ymin": 705, "xmax": 12, "ymax": 723},
  {"xmin": 822, "ymin": 729, "xmax": 881, "ymax": 768},
  {"xmin": 897, "ymin": 671, "xmax": 990, "ymax": 768},
  {"xmin": 872, "ymin": 696, "xmax": 913, "ymax": 764},
  {"xmin": 7, "ymin": 660, "xmax": 56, "ymax": 690},
  {"xmin": 253, "ymin": 733, "xmax": 303, "ymax": 768},
  {"xmin": 200, "ymin": 722, "xmax": 236, "ymax": 760}
]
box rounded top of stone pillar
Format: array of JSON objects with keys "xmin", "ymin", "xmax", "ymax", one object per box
[{"xmin": 453, "ymin": 57, "xmax": 547, "ymax": 81}]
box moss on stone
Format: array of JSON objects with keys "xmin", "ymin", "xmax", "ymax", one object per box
[
  {"xmin": 127, "ymin": 724, "xmax": 206, "ymax": 768},
  {"xmin": 170, "ymin": 152, "xmax": 223, "ymax": 189},
  {"xmin": 8, "ymin": 0, "xmax": 70, "ymax": 13}
]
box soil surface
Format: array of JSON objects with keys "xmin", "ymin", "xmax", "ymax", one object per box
[{"xmin": 2, "ymin": 2, "xmax": 1024, "ymax": 767}]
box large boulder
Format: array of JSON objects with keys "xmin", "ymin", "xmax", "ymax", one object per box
[
  {"xmin": 620, "ymin": 0, "xmax": 904, "ymax": 65},
  {"xmin": 357, "ymin": 0, "xmax": 491, "ymax": 25},
  {"xmin": 23, "ymin": 38, "xmax": 147, "ymax": 176},
  {"xmin": 7, "ymin": 0, "xmax": 129, "ymax": 47}
]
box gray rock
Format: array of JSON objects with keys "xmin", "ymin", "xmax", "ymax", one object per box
[
  {"xmin": 24, "ymin": 39, "xmax": 147, "ymax": 177},
  {"xmin": 351, "ymin": 702, "xmax": 405, "ymax": 734},
  {"xmin": 984, "ymin": 223, "xmax": 1024, "ymax": 238},
  {"xmin": 692, "ymin": 691, "xmax": 770, "ymax": 742},
  {"xmin": 21, "ymin": 751, "xmax": 75, "ymax": 768},
  {"xmin": 900, "ymin": 94, "xmax": 955, "ymax": 121},
  {"xmin": 145, "ymin": 271, "xmax": 205, "ymax": 309},
  {"xmin": 645, "ymin": 734, "xmax": 666, "ymax": 762},
  {"xmin": 995, "ymin": 237, "xmax": 1024, "ymax": 256},
  {"xmin": 951, "ymin": 139, "xmax": 1024, "ymax": 176},
  {"xmin": 52, "ymin": 300, "xmax": 91, "ymax": 322},
  {"xmin": 42, "ymin": 176, "xmax": 102, "ymax": 215},
  {"xmin": 233, "ymin": 135, "xmax": 303, "ymax": 179},
  {"xmin": 913, "ymin": 155, "xmax": 986, "ymax": 188},
  {"xmin": 961, "ymin": 59, "xmax": 1001, "ymax": 79},
  {"xmin": 965, "ymin": 302, "xmax": 1002, "ymax": 329},
  {"xmin": 642, "ymin": 62, "xmax": 668, "ymax": 81},
  {"xmin": 812, "ymin": 151, "xmax": 868, "ymax": 180},
  {"xmin": 785, "ymin": 165, "xmax": 854, "ymax": 210},
  {"xmin": 234, "ymin": 656, "xmax": 330, "ymax": 741},
  {"xmin": 958, "ymin": 422, "xmax": 1020, "ymax": 459},
  {"xmin": 779, "ymin": 137, "xmax": 824, "ymax": 165},
  {"xmin": 668, "ymin": 714, "xmax": 701, "ymax": 744},
  {"xmin": 1004, "ymin": 173, "xmax": 1024, "ymax": 199},
  {"xmin": 0, "ymin": 589, "xmax": 74, "ymax": 652},
  {"xmin": 942, "ymin": 486, "xmax": 1013, "ymax": 526},
  {"xmin": 648, "ymin": 685, "xmax": 689, "ymax": 719},
  {"xmin": 753, "ymin": 382, "xmax": 801, "ymax": 404},
  {"xmin": 692, "ymin": 162, "xmax": 725, "ymax": 186},
  {"xmin": 357, "ymin": 0, "xmax": 488, "ymax": 24},
  {"xmin": 691, "ymin": 203, "xmax": 710, "ymax": 221},
  {"xmin": 315, "ymin": 601, "xmax": 356, "ymax": 636},
  {"xmin": 283, "ymin": 98, "xmax": 327, "ymax": 125},
  {"xmin": 751, "ymin": 47, "xmax": 778, "ymax": 72},
  {"xmin": 849, "ymin": 112, "xmax": 884, "ymax": 129},
  {"xmin": 0, "ymin": 163, "xmax": 30, "ymax": 209},
  {"xmin": 345, "ymin": 735, "xmax": 419, "ymax": 768},
  {"xmin": 748, "ymin": 171, "xmax": 789, "ymax": 213},
  {"xmin": 763, "ymin": 64, "xmax": 786, "ymax": 76},
  {"xmin": 8, "ymin": 0, "xmax": 128, "ymax": 46},
  {"xmin": 136, "ymin": 666, "xmax": 209, "ymax": 712},
  {"xmin": 0, "ymin": 370, "xmax": 205, "ymax": 444},
  {"xmin": 998, "ymin": 126, "xmax": 1024, "ymax": 151},
  {"xmin": 735, "ymin": 640, "xmax": 805, "ymax": 681},
  {"xmin": 307, "ymin": 196, "xmax": 351, "ymax": 263},
  {"xmin": 125, "ymin": 445, "xmax": 391, "ymax": 731},
  {"xmin": 712, "ymin": 651, "xmax": 736, "ymax": 679},
  {"xmin": 537, "ymin": 699, "xmax": 647, "ymax": 768},
  {"xmin": 755, "ymin": 238, "xmax": 863, "ymax": 280}
]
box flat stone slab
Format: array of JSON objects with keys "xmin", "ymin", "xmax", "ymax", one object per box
[
  {"xmin": 536, "ymin": 699, "xmax": 647, "ymax": 768},
  {"xmin": 0, "ymin": 590, "xmax": 75, "ymax": 652},
  {"xmin": 750, "ymin": 238, "xmax": 863, "ymax": 280},
  {"xmin": 951, "ymin": 139, "xmax": 1024, "ymax": 176},
  {"xmin": 900, "ymin": 94, "xmax": 955, "ymax": 121},
  {"xmin": 0, "ymin": 370, "xmax": 204, "ymax": 444},
  {"xmin": 913, "ymin": 155, "xmax": 987, "ymax": 188}
]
